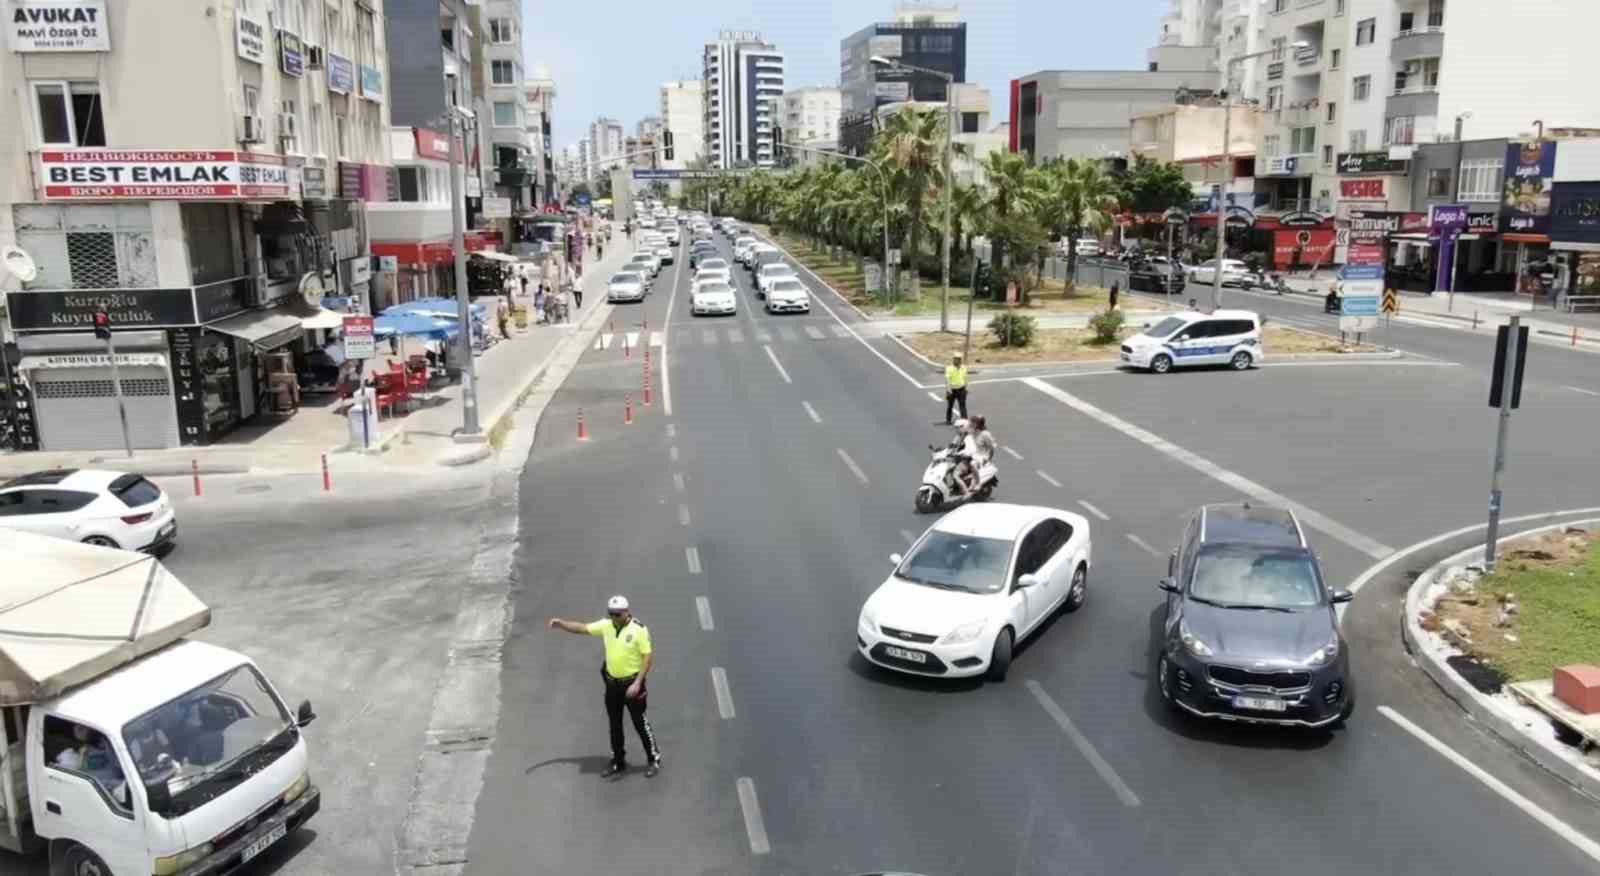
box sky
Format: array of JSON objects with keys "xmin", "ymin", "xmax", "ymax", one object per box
[{"xmin": 524, "ymin": 0, "xmax": 1170, "ymax": 149}]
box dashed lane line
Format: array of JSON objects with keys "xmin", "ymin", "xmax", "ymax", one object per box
[
  {"xmin": 1002, "ymin": 446, "xmax": 1024, "ymax": 460},
  {"xmin": 1566, "ymin": 385, "xmax": 1600, "ymax": 397},
  {"xmin": 804, "ymin": 325, "xmax": 826, "ymax": 340},
  {"xmin": 764, "ymin": 345, "xmax": 793, "ymax": 384},
  {"xmin": 678, "ymin": 503, "xmax": 691, "ymax": 526},
  {"xmin": 711, "ymin": 667, "xmax": 737, "ymax": 719},
  {"xmin": 1036, "ymin": 470, "xmax": 1063, "ymax": 488},
  {"xmin": 836, "ymin": 448, "xmax": 871, "ymax": 487},
  {"xmin": 1026, "ymin": 681, "xmax": 1141, "ymax": 808},
  {"xmin": 1125, "ymin": 533, "xmax": 1162, "ymax": 558},
  {"xmin": 673, "ymin": 472, "xmax": 685, "ymax": 492},
  {"xmin": 1077, "ymin": 500, "xmax": 1110, "ymax": 521},
  {"xmin": 802, "ymin": 400, "xmax": 822, "ymax": 423},
  {"xmin": 686, "ymin": 546, "xmax": 702, "ymax": 575},
  {"xmin": 695, "ymin": 596, "xmax": 714, "ymax": 631},
  {"xmin": 736, "ymin": 778, "xmax": 772, "ymax": 856}
]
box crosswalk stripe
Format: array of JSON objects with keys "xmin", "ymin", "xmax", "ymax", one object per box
[
  {"xmin": 625, "ymin": 331, "xmax": 640, "ymax": 350},
  {"xmin": 594, "ymin": 333, "xmax": 614, "ymax": 350},
  {"xmin": 830, "ymin": 324, "xmax": 851, "ymax": 338},
  {"xmin": 805, "ymin": 325, "xmax": 826, "ymax": 340},
  {"xmin": 650, "ymin": 331, "xmax": 664, "ymax": 347},
  {"xmin": 677, "ymin": 330, "xmax": 691, "ymax": 346},
  {"xmin": 755, "ymin": 328, "xmax": 772, "ymax": 342},
  {"xmin": 702, "ymin": 329, "xmax": 718, "ymax": 345},
  {"xmin": 728, "ymin": 328, "xmax": 745, "ymax": 344},
  {"xmin": 779, "ymin": 326, "xmax": 798, "ymax": 342}
]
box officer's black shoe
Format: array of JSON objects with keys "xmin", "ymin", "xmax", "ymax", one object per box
[
  {"xmin": 601, "ymin": 762, "xmax": 627, "ymax": 778},
  {"xmin": 645, "ymin": 758, "xmax": 661, "ymax": 778}
]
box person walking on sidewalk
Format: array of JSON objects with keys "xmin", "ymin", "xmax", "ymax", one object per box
[
  {"xmin": 548, "ymin": 596, "xmax": 662, "ymax": 778},
  {"xmin": 570, "ymin": 265, "xmax": 584, "ymax": 310},
  {"xmin": 944, "ymin": 352, "xmax": 969, "ymax": 425}
]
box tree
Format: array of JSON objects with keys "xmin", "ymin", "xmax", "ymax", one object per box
[
  {"xmin": 1115, "ymin": 156, "xmax": 1192, "ymax": 215},
  {"xmin": 978, "ymin": 152, "xmax": 1042, "ymax": 286},
  {"xmin": 985, "ymin": 211, "xmax": 1049, "ymax": 305},
  {"xmin": 877, "ymin": 108, "xmax": 946, "ymax": 301},
  {"xmin": 1040, "ymin": 158, "xmax": 1119, "ymax": 289}
]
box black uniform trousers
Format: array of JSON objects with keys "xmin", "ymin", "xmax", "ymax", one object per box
[
  {"xmin": 603, "ymin": 670, "xmax": 659, "ymax": 766},
  {"xmin": 945, "ymin": 386, "xmax": 968, "ymax": 424}
]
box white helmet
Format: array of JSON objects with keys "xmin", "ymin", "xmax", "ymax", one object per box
[
  {"xmin": 606, "ymin": 595, "xmax": 630, "ymax": 612},
  {"xmin": 953, "ymin": 418, "xmax": 970, "ymax": 432}
]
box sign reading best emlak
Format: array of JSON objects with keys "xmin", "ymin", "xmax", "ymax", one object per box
[
  {"xmin": 6, "ymin": 0, "xmax": 109, "ymax": 52},
  {"xmin": 39, "ymin": 150, "xmax": 293, "ymax": 200}
]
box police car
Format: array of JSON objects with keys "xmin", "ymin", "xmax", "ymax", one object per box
[{"xmin": 1119, "ymin": 309, "xmax": 1263, "ymax": 374}]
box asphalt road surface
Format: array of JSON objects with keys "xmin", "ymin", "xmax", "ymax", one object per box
[{"xmin": 466, "ymin": 230, "xmax": 1600, "ymax": 876}]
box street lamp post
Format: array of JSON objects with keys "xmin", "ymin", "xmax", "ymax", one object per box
[
  {"xmin": 778, "ymin": 141, "xmax": 893, "ymax": 305},
  {"xmin": 1213, "ymin": 42, "xmax": 1306, "ymax": 310},
  {"xmin": 435, "ymin": 103, "xmax": 482, "ymax": 438},
  {"xmin": 871, "ymin": 56, "xmax": 955, "ymax": 331}
]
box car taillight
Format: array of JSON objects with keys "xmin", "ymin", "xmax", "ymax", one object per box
[{"xmin": 121, "ymin": 513, "xmax": 153, "ymax": 524}]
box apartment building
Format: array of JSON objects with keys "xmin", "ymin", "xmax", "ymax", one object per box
[
  {"xmin": 1, "ymin": 0, "xmax": 393, "ymax": 452},
  {"xmin": 703, "ymin": 31, "xmax": 784, "ymax": 168},
  {"xmin": 838, "ymin": 4, "xmax": 966, "ymax": 157},
  {"xmin": 589, "ymin": 117, "xmax": 625, "ymax": 176},
  {"xmin": 783, "ymin": 87, "xmax": 843, "ymax": 146},
  {"xmin": 480, "ymin": 0, "xmax": 531, "ymax": 214},
  {"xmin": 525, "ymin": 73, "xmax": 557, "ymax": 206},
  {"xmin": 660, "ymin": 79, "xmax": 705, "ymax": 171}
]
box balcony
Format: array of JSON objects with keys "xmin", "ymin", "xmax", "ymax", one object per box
[
  {"xmin": 495, "ymin": 166, "xmax": 532, "ymax": 188},
  {"xmin": 1387, "ymin": 86, "xmax": 1439, "ymax": 118},
  {"xmin": 1392, "ymin": 27, "xmax": 1444, "ymax": 61}
]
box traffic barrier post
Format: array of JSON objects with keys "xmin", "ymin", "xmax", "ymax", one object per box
[
  {"xmin": 578, "ymin": 408, "xmax": 589, "ymax": 440},
  {"xmin": 191, "ymin": 459, "xmax": 201, "ymax": 497},
  {"xmin": 321, "ymin": 454, "xmax": 331, "ymax": 492},
  {"xmin": 625, "ymin": 393, "xmax": 634, "ymax": 425}
]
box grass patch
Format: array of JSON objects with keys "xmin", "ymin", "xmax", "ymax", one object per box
[
  {"xmin": 1261, "ymin": 325, "xmax": 1382, "ymax": 354},
  {"xmin": 896, "ymin": 322, "xmax": 1381, "ymax": 366},
  {"xmin": 1434, "ymin": 529, "xmax": 1600, "ymax": 683},
  {"xmin": 488, "ymin": 415, "xmax": 512, "ymax": 451}
]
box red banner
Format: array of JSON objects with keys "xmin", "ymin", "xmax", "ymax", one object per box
[{"xmin": 1272, "ymin": 229, "xmax": 1336, "ymax": 269}]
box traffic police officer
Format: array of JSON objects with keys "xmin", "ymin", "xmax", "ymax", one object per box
[
  {"xmin": 944, "ymin": 352, "xmax": 969, "ymax": 424},
  {"xmin": 548, "ymin": 595, "xmax": 662, "ymax": 777}
]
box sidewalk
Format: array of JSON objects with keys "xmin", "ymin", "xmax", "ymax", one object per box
[{"xmin": 0, "ymin": 244, "xmax": 630, "ymax": 478}]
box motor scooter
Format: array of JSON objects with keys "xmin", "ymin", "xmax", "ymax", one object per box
[{"xmin": 915, "ymin": 440, "xmax": 999, "ymax": 513}]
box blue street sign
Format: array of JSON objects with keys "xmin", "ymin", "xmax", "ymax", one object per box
[
  {"xmin": 1340, "ymin": 264, "xmax": 1385, "ymax": 281},
  {"xmin": 1341, "ymin": 296, "xmax": 1380, "ymax": 316}
]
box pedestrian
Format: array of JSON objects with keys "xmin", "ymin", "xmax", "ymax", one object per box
[
  {"xmin": 519, "ymin": 273, "xmax": 529, "ymax": 298},
  {"xmin": 1108, "ymin": 281, "xmax": 1120, "ymax": 310},
  {"xmin": 548, "ymin": 596, "xmax": 661, "ymax": 778},
  {"xmin": 598, "ymin": 240, "xmax": 605, "ymax": 261},
  {"xmin": 944, "ymin": 352, "xmax": 969, "ymax": 425}
]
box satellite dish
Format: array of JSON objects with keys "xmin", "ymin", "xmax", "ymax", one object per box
[{"xmin": 2, "ymin": 245, "xmax": 38, "ymax": 283}]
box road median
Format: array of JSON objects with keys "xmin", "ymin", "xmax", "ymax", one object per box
[{"xmin": 891, "ymin": 323, "xmax": 1391, "ymax": 369}]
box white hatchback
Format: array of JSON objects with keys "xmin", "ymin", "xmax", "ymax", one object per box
[
  {"xmin": 0, "ymin": 469, "xmax": 177, "ymax": 552},
  {"xmin": 857, "ymin": 503, "xmax": 1090, "ymax": 681},
  {"xmin": 1119, "ymin": 309, "xmax": 1264, "ymax": 373},
  {"xmin": 1188, "ymin": 258, "xmax": 1254, "ymax": 287},
  {"xmin": 756, "ymin": 262, "xmax": 797, "ymax": 298}
]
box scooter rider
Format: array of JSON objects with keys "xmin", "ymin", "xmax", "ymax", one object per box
[{"xmin": 952, "ymin": 419, "xmax": 980, "ymax": 495}]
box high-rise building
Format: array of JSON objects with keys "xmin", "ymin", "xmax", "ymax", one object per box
[
  {"xmin": 838, "ymin": 3, "xmax": 967, "ymax": 155},
  {"xmin": 660, "ymin": 80, "xmax": 706, "ymax": 170},
  {"xmin": 782, "ymin": 87, "xmax": 843, "ymax": 148},
  {"xmin": 525, "ymin": 72, "xmax": 557, "ymax": 206},
  {"xmin": 480, "ymin": 0, "xmax": 532, "ymax": 211},
  {"xmin": 702, "ymin": 31, "xmax": 785, "ymax": 168},
  {"xmin": 589, "ymin": 117, "xmax": 626, "ymax": 176}
]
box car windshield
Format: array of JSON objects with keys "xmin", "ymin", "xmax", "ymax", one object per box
[
  {"xmin": 763, "ymin": 266, "xmax": 794, "ymax": 276},
  {"xmin": 697, "ymin": 284, "xmax": 734, "ymax": 295},
  {"xmin": 611, "ymin": 273, "xmax": 641, "ymax": 284},
  {"xmin": 770, "ymin": 281, "xmax": 804, "ymax": 294},
  {"xmin": 124, "ymin": 663, "xmax": 296, "ymax": 818},
  {"xmin": 896, "ymin": 530, "xmax": 1013, "ymax": 594},
  {"xmin": 1143, "ymin": 316, "xmax": 1190, "ymax": 339},
  {"xmin": 1190, "ymin": 546, "xmax": 1324, "ymax": 609},
  {"xmin": 701, "ymin": 259, "xmax": 728, "ymax": 269}
]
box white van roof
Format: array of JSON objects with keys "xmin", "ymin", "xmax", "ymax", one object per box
[{"xmin": 0, "ymin": 531, "xmax": 210, "ymax": 706}]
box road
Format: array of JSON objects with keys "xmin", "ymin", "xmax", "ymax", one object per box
[{"xmin": 465, "ymin": 227, "xmax": 1600, "ymax": 875}]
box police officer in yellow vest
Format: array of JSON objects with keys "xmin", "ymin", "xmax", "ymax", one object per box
[
  {"xmin": 548, "ymin": 595, "xmax": 662, "ymax": 778},
  {"xmin": 944, "ymin": 352, "xmax": 969, "ymax": 425}
]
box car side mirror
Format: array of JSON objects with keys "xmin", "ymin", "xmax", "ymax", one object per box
[
  {"xmin": 889, "ymin": 553, "xmax": 903, "ymax": 567},
  {"xmin": 1330, "ymin": 589, "xmax": 1354, "ymax": 605},
  {"xmin": 1158, "ymin": 578, "xmax": 1179, "ymax": 594},
  {"xmin": 1167, "ymin": 551, "xmax": 1177, "ymax": 578},
  {"xmin": 296, "ymin": 699, "xmax": 317, "ymax": 727},
  {"xmin": 1016, "ymin": 573, "xmax": 1042, "ymax": 589}
]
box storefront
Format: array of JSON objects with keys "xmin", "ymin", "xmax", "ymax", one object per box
[
  {"xmin": 1500, "ymin": 140, "xmax": 1558, "ymax": 294},
  {"xmin": 370, "ymin": 231, "xmax": 494, "ymax": 304},
  {"xmin": 1549, "ymin": 180, "xmax": 1600, "ymax": 310}
]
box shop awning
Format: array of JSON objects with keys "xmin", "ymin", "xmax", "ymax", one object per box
[
  {"xmin": 206, "ymin": 307, "xmax": 305, "ymax": 350},
  {"xmin": 472, "ymin": 250, "xmax": 519, "ymax": 263},
  {"xmin": 297, "ymin": 307, "xmax": 348, "ymax": 330}
]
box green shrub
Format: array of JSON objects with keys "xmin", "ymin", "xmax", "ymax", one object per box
[
  {"xmin": 1087, "ymin": 307, "xmax": 1126, "ymax": 345},
  {"xmin": 988, "ymin": 312, "xmax": 1036, "ymax": 348}
]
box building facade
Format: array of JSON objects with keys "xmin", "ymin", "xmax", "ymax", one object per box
[
  {"xmin": 1, "ymin": 0, "xmax": 394, "ymax": 452},
  {"xmin": 659, "ymin": 79, "xmax": 705, "ymax": 171},
  {"xmin": 838, "ymin": 4, "xmax": 966, "ymax": 157},
  {"xmin": 525, "ymin": 73, "xmax": 557, "ymax": 207},
  {"xmin": 703, "ymin": 31, "xmax": 784, "ymax": 168},
  {"xmin": 588, "ymin": 117, "xmax": 624, "ymax": 177},
  {"xmin": 1009, "ymin": 55, "xmax": 1219, "ymax": 164},
  {"xmin": 480, "ymin": 0, "xmax": 531, "ymax": 216},
  {"xmin": 782, "ymin": 87, "xmax": 842, "ymax": 146}
]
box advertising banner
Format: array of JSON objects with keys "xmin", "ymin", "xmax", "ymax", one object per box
[
  {"xmin": 359, "ymin": 64, "xmax": 383, "ymax": 102},
  {"xmin": 1552, "ymin": 181, "xmax": 1600, "ymax": 246},
  {"xmin": 1339, "ymin": 178, "xmax": 1387, "ymax": 200},
  {"xmin": 6, "ymin": 0, "xmax": 109, "ymax": 52},
  {"xmin": 167, "ymin": 328, "xmax": 206, "ymax": 446},
  {"xmin": 278, "ymin": 29, "xmax": 303, "ymax": 77},
  {"xmin": 326, "ymin": 52, "xmax": 354, "ymax": 94},
  {"xmin": 38, "ymin": 150, "xmax": 291, "ymax": 200},
  {"xmin": 1501, "ymin": 140, "xmax": 1557, "ymax": 235},
  {"xmin": 1429, "ymin": 203, "xmax": 1468, "ymax": 292},
  {"xmin": 235, "ymin": 10, "xmax": 266, "ymax": 63},
  {"xmin": 1337, "ymin": 151, "xmax": 1407, "ymax": 175},
  {"xmin": 483, "ymin": 197, "xmax": 511, "ymax": 219}
]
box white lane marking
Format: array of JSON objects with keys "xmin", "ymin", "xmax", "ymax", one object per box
[
  {"xmin": 755, "ymin": 328, "xmax": 773, "ymax": 342},
  {"xmin": 830, "ymin": 324, "xmax": 852, "ymax": 338},
  {"xmin": 927, "ymin": 391, "xmax": 943, "ymax": 403},
  {"xmin": 1379, "ymin": 706, "xmax": 1600, "ymax": 865},
  {"xmin": 1077, "ymin": 500, "xmax": 1110, "ymax": 521},
  {"xmin": 728, "ymin": 327, "xmax": 745, "ymax": 344},
  {"xmin": 685, "ymin": 546, "xmax": 702, "ymax": 575},
  {"xmin": 711, "ymin": 667, "xmax": 737, "ymax": 719},
  {"xmin": 1023, "ymin": 377, "xmax": 1394, "ymax": 559},
  {"xmin": 666, "ymin": 423, "xmax": 677, "ymax": 439},
  {"xmin": 594, "ymin": 333, "xmax": 613, "ymax": 350},
  {"xmin": 836, "ymin": 448, "xmax": 870, "ymax": 486},
  {"xmin": 1345, "ymin": 506, "xmax": 1600, "ymax": 597},
  {"xmin": 1125, "ymin": 533, "xmax": 1161, "ymax": 557},
  {"xmin": 662, "ymin": 258, "xmax": 680, "ymax": 417},
  {"xmin": 1002, "ymin": 446, "xmax": 1024, "ymax": 461},
  {"xmin": 940, "ymin": 359, "xmax": 1458, "ymax": 390},
  {"xmin": 1566, "ymin": 385, "xmax": 1600, "ymax": 397},
  {"xmin": 625, "ymin": 331, "xmax": 640, "ymax": 350},
  {"xmin": 673, "ymin": 472, "xmax": 685, "ymax": 492},
  {"xmin": 1036, "ymin": 470, "xmax": 1063, "ymax": 488},
  {"xmin": 900, "ymin": 529, "xmax": 917, "ymax": 545},
  {"xmin": 802, "ymin": 400, "xmax": 822, "ymax": 423},
  {"xmin": 764, "ymin": 345, "xmax": 793, "ymax": 384},
  {"xmin": 702, "ymin": 328, "xmax": 718, "ymax": 345},
  {"xmin": 650, "ymin": 330, "xmax": 663, "ymax": 347},
  {"xmin": 778, "ymin": 326, "xmax": 798, "ymax": 341},
  {"xmin": 696, "ymin": 595, "xmax": 714, "ymax": 631},
  {"xmin": 805, "ymin": 325, "xmax": 826, "ymax": 340},
  {"xmin": 1026, "ymin": 681, "xmax": 1141, "ymax": 808},
  {"xmin": 736, "ymin": 778, "xmax": 772, "ymax": 856},
  {"xmin": 669, "ymin": 445, "xmax": 679, "ymax": 462},
  {"xmin": 794, "ymin": 266, "xmax": 925, "ymax": 388},
  {"xmin": 678, "ymin": 503, "xmax": 691, "ymax": 526}
]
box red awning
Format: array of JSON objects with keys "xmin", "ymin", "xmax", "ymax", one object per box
[
  {"xmin": 1501, "ymin": 233, "xmax": 1550, "ymax": 244},
  {"xmin": 372, "ymin": 233, "xmax": 492, "ymax": 267}
]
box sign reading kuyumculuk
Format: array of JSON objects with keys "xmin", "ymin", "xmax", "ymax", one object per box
[
  {"xmin": 235, "ymin": 10, "xmax": 266, "ymax": 63},
  {"xmin": 39, "ymin": 150, "xmax": 292, "ymax": 200},
  {"xmin": 6, "ymin": 0, "xmax": 108, "ymax": 52}
]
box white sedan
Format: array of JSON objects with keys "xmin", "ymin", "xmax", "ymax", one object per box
[
  {"xmin": 733, "ymin": 236, "xmax": 758, "ymax": 264},
  {"xmin": 764, "ymin": 278, "xmax": 811, "ymax": 314},
  {"xmin": 695, "ymin": 259, "xmax": 732, "ymax": 286},
  {"xmin": 655, "ymin": 244, "xmax": 675, "ymax": 265},
  {"xmin": 0, "ymin": 469, "xmax": 177, "ymax": 552},
  {"xmin": 630, "ymin": 251, "xmax": 662, "ymax": 276},
  {"xmin": 1188, "ymin": 258, "xmax": 1254, "ymax": 287},
  {"xmin": 691, "ymin": 281, "xmax": 738, "ymax": 316},
  {"xmin": 607, "ymin": 271, "xmax": 648, "ymax": 303},
  {"xmin": 857, "ymin": 503, "xmax": 1090, "ymax": 681},
  {"xmin": 756, "ymin": 263, "xmax": 797, "ymax": 297}
]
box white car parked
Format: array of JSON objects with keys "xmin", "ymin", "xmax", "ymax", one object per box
[
  {"xmin": 857, "ymin": 503, "xmax": 1091, "ymax": 681},
  {"xmin": 1119, "ymin": 309, "xmax": 1263, "ymax": 373},
  {"xmin": 756, "ymin": 262, "xmax": 798, "ymax": 297},
  {"xmin": 691, "ymin": 281, "xmax": 738, "ymax": 316},
  {"xmin": 695, "ymin": 258, "xmax": 732, "ymax": 286},
  {"xmin": 1188, "ymin": 258, "xmax": 1254, "ymax": 287},
  {"xmin": 764, "ymin": 278, "xmax": 811, "ymax": 314},
  {"xmin": 665, "ymin": 227, "xmax": 681, "ymax": 245},
  {"xmin": 0, "ymin": 469, "xmax": 177, "ymax": 552},
  {"xmin": 607, "ymin": 270, "xmax": 648, "ymax": 303}
]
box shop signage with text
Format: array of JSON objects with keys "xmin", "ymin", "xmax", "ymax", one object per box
[
  {"xmin": 235, "ymin": 10, "xmax": 265, "ymax": 63},
  {"xmin": 342, "ymin": 315, "xmax": 375, "ymax": 359},
  {"xmin": 6, "ymin": 0, "xmax": 109, "ymax": 52},
  {"xmin": 326, "ymin": 51, "xmax": 354, "ymax": 94},
  {"xmin": 8, "ymin": 288, "xmax": 198, "ymax": 330},
  {"xmin": 415, "ymin": 128, "xmax": 451, "ymax": 160},
  {"xmin": 1552, "ymin": 181, "xmax": 1600, "ymax": 245},
  {"xmin": 1339, "ymin": 178, "xmax": 1386, "ymax": 200},
  {"xmin": 38, "ymin": 150, "xmax": 291, "ymax": 200},
  {"xmin": 482, "ymin": 196, "xmax": 511, "ymax": 219},
  {"xmin": 359, "ymin": 64, "xmax": 383, "ymax": 101},
  {"xmin": 278, "ymin": 29, "xmax": 303, "ymax": 76},
  {"xmin": 29, "ymin": 352, "xmax": 165, "ymax": 368},
  {"xmin": 1337, "ymin": 151, "xmax": 1407, "ymax": 175},
  {"xmin": 1501, "ymin": 140, "xmax": 1556, "ymax": 235}
]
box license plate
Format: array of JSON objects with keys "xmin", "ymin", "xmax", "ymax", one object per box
[
  {"xmin": 883, "ymin": 645, "xmax": 927, "ymax": 664},
  {"xmin": 1232, "ymin": 695, "xmax": 1286, "ymax": 712},
  {"xmin": 241, "ymin": 824, "xmax": 287, "ymax": 864}
]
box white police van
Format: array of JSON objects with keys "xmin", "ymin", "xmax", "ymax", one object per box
[{"xmin": 1119, "ymin": 309, "xmax": 1263, "ymax": 373}]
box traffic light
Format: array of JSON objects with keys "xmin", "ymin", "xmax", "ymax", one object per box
[
  {"xmin": 662, "ymin": 130, "xmax": 674, "ymax": 161},
  {"xmin": 92, "ymin": 311, "xmax": 111, "ymax": 341}
]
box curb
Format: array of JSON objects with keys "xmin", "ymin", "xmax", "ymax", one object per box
[
  {"xmin": 1401, "ymin": 519, "xmax": 1600, "ymax": 802},
  {"xmin": 884, "ymin": 332, "xmax": 942, "ymax": 369},
  {"xmin": 100, "ymin": 461, "xmax": 252, "ymax": 477},
  {"xmin": 436, "ymin": 444, "xmax": 492, "ymax": 467}
]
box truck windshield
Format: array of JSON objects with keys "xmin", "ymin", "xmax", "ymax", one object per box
[{"xmin": 123, "ymin": 663, "xmax": 295, "ymax": 818}]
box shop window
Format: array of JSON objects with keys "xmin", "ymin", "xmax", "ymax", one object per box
[
  {"xmin": 1427, "ymin": 168, "xmax": 1453, "ymax": 197},
  {"xmin": 14, "ymin": 205, "xmax": 156, "ymax": 290},
  {"xmin": 33, "ymin": 81, "xmax": 105, "ymax": 147},
  {"xmin": 183, "ymin": 204, "xmax": 239, "ymax": 284}
]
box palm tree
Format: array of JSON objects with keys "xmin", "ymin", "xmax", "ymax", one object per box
[
  {"xmin": 1041, "ymin": 158, "xmax": 1119, "ymax": 289},
  {"xmin": 877, "ymin": 108, "xmax": 946, "ymax": 301},
  {"xmin": 950, "ymin": 182, "xmax": 988, "ymax": 264}
]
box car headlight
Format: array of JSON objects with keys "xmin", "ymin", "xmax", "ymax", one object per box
[
  {"xmin": 940, "ymin": 618, "xmax": 987, "ymax": 645},
  {"xmin": 153, "ymin": 843, "xmax": 215, "ymax": 875},
  {"xmin": 284, "ymin": 770, "xmax": 311, "ymax": 804},
  {"xmin": 1178, "ymin": 619, "xmax": 1214, "ymax": 657},
  {"xmin": 1303, "ymin": 637, "xmax": 1340, "ymax": 667}
]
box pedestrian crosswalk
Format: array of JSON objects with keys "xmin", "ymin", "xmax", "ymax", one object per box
[{"xmin": 594, "ymin": 321, "xmax": 873, "ymax": 352}]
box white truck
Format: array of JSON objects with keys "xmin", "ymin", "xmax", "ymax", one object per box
[{"xmin": 0, "ymin": 530, "xmax": 320, "ymax": 876}]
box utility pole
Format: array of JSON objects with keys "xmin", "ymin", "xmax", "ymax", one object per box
[{"xmin": 447, "ymin": 107, "xmax": 480, "ymax": 437}]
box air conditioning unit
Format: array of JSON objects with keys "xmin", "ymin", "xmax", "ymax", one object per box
[
  {"xmin": 240, "ymin": 114, "xmax": 264, "ymax": 143},
  {"xmin": 306, "ymin": 45, "xmax": 324, "ymax": 69}
]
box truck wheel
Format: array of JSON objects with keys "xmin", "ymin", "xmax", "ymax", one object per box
[{"xmin": 63, "ymin": 845, "xmax": 112, "ymax": 876}]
